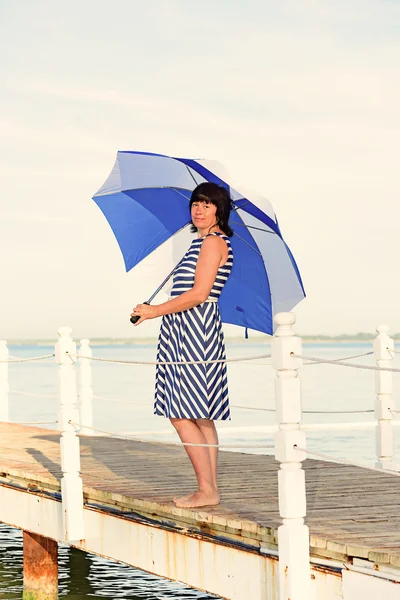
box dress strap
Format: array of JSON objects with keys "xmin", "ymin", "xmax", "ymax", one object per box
[{"xmin": 205, "ymin": 232, "xmax": 229, "ymax": 240}]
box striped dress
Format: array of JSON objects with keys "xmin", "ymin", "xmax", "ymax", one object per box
[{"xmin": 154, "ymin": 232, "xmax": 234, "ymax": 420}]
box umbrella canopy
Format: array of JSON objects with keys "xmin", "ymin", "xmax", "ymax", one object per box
[{"xmin": 93, "ymin": 151, "xmax": 305, "ymax": 335}]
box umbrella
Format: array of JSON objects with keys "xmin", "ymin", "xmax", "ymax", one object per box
[{"xmin": 93, "ymin": 151, "xmax": 305, "ymax": 335}]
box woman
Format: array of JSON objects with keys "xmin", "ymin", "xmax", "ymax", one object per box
[{"xmin": 131, "ymin": 182, "xmax": 234, "ymax": 509}]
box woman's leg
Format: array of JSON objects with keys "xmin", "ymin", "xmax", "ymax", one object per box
[
  {"xmin": 170, "ymin": 418, "xmax": 220, "ymax": 508},
  {"xmin": 196, "ymin": 419, "xmax": 219, "ymax": 489}
]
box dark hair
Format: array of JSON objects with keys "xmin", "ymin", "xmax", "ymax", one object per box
[{"xmin": 189, "ymin": 182, "xmax": 234, "ymax": 237}]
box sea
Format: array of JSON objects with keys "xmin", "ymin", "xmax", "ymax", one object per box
[{"xmin": 1, "ymin": 340, "xmax": 399, "ymax": 599}]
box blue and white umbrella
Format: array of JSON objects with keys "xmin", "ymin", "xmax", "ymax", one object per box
[{"xmin": 93, "ymin": 151, "xmax": 305, "ymax": 335}]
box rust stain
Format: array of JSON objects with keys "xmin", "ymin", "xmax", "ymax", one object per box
[{"xmin": 311, "ymin": 564, "xmax": 342, "ymax": 578}]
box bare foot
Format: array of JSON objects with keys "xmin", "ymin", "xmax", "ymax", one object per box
[
  {"xmin": 174, "ymin": 489, "xmax": 220, "ymax": 508},
  {"xmin": 173, "ymin": 492, "xmax": 194, "ymax": 503}
]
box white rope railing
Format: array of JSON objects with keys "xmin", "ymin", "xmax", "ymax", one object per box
[
  {"xmin": 232, "ymin": 404, "xmax": 275, "ymax": 412},
  {"xmin": 72, "ymin": 350, "xmax": 375, "ymax": 368},
  {"xmin": 0, "ymin": 353, "xmax": 55, "ymax": 364},
  {"xmin": 302, "ymin": 350, "xmax": 374, "ymax": 365},
  {"xmin": 293, "ymin": 353, "xmax": 400, "ymax": 372},
  {"xmin": 91, "ymin": 393, "xmax": 374, "ymax": 415},
  {"xmin": 224, "ymin": 405, "xmax": 374, "ymax": 414},
  {"xmin": 93, "ymin": 393, "xmax": 278, "ymax": 411},
  {"xmin": 70, "ymin": 352, "xmax": 271, "ymax": 366},
  {"xmin": 9, "ymin": 388, "xmax": 58, "ymax": 399},
  {"xmin": 93, "ymin": 393, "xmax": 149, "ymax": 405},
  {"xmin": 304, "ymin": 408, "xmax": 374, "ymax": 414},
  {"xmin": 294, "ymin": 445, "xmax": 400, "ymax": 477},
  {"xmin": 12, "ymin": 421, "xmax": 58, "ymax": 425},
  {"xmin": 69, "ymin": 421, "xmax": 275, "ymax": 449},
  {"xmin": 92, "ymin": 394, "xmax": 262, "ymax": 414}
]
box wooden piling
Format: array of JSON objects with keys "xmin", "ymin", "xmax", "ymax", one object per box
[{"xmin": 23, "ymin": 531, "xmax": 58, "ymax": 600}]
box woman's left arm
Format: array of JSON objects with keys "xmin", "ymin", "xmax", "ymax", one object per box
[{"xmin": 132, "ymin": 236, "xmax": 225, "ymax": 324}]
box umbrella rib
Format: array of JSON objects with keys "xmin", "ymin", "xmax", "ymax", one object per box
[
  {"xmin": 171, "ymin": 187, "xmax": 193, "ymax": 201},
  {"xmin": 119, "ymin": 186, "xmax": 192, "ymax": 193},
  {"xmin": 232, "ymin": 231, "xmax": 262, "ymax": 256},
  {"xmin": 184, "ymin": 165, "xmax": 201, "ymax": 186},
  {"xmin": 232, "ymin": 201, "xmax": 251, "ymax": 211},
  {"xmin": 231, "ymin": 222, "xmax": 274, "ymax": 234}
]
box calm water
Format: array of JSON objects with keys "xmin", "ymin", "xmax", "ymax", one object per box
[{"xmin": 1, "ymin": 340, "xmax": 399, "ymax": 598}]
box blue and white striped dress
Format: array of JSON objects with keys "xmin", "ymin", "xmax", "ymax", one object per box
[{"xmin": 154, "ymin": 232, "xmax": 234, "ymax": 421}]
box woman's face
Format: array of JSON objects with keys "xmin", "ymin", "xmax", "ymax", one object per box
[{"xmin": 191, "ymin": 201, "xmax": 217, "ymax": 231}]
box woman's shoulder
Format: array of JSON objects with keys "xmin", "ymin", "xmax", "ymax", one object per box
[
  {"xmin": 200, "ymin": 233, "xmax": 232, "ymax": 258},
  {"xmin": 208, "ymin": 232, "xmax": 232, "ymax": 249},
  {"xmin": 203, "ymin": 232, "xmax": 230, "ymax": 246}
]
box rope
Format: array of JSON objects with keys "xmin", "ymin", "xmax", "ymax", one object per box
[
  {"xmin": 229, "ymin": 406, "xmax": 373, "ymax": 414},
  {"xmin": 91, "ymin": 394, "xmax": 373, "ymax": 415},
  {"xmin": 304, "ymin": 408, "xmax": 374, "ymax": 414},
  {"xmin": 232, "ymin": 404, "xmax": 274, "ymax": 412},
  {"xmin": 303, "ymin": 351, "xmax": 374, "ymax": 366},
  {"xmin": 294, "ymin": 445, "xmax": 400, "ymax": 477},
  {"xmin": 9, "ymin": 388, "xmax": 58, "ymax": 399},
  {"xmin": 93, "ymin": 392, "xmax": 276, "ymax": 411},
  {"xmin": 93, "ymin": 393, "xmax": 149, "ymax": 405},
  {"xmin": 233, "ymin": 361, "xmax": 271, "ymax": 366},
  {"xmin": 69, "ymin": 422, "xmax": 275, "ymax": 449},
  {"xmin": 9, "ymin": 356, "xmax": 55, "ymax": 364},
  {"xmin": 0, "ymin": 353, "xmax": 55, "ymax": 364},
  {"xmin": 7, "ymin": 391, "xmax": 373, "ymax": 416},
  {"xmin": 93, "ymin": 394, "xmax": 275, "ymax": 411},
  {"xmin": 66, "ymin": 353, "xmax": 76, "ymax": 365},
  {"xmin": 293, "ymin": 353, "xmax": 400, "ymax": 373},
  {"xmin": 70, "ymin": 352, "xmax": 271, "ymax": 366},
  {"xmin": 12, "ymin": 421, "xmax": 57, "ymax": 425}
]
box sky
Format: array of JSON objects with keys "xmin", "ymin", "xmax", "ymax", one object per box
[{"xmin": 1, "ymin": 0, "xmax": 400, "ymax": 340}]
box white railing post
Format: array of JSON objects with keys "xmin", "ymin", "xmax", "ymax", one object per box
[
  {"xmin": 373, "ymin": 324, "xmax": 395, "ymax": 469},
  {"xmin": 78, "ymin": 339, "xmax": 94, "ymax": 436},
  {"xmin": 55, "ymin": 327, "xmax": 85, "ymax": 542},
  {"xmin": 272, "ymin": 312, "xmax": 310, "ymax": 600},
  {"xmin": 0, "ymin": 340, "xmax": 9, "ymax": 422}
]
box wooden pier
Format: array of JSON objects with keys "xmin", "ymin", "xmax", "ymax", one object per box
[
  {"xmin": 1, "ymin": 317, "xmax": 400, "ymax": 599},
  {"xmin": 1, "ymin": 422, "xmax": 400, "ymax": 599}
]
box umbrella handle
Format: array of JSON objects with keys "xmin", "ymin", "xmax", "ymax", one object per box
[
  {"xmin": 129, "ymin": 256, "xmax": 184, "ymax": 325},
  {"xmin": 130, "ymin": 302, "xmax": 150, "ymax": 324}
]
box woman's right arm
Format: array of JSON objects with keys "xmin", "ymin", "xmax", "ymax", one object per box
[{"xmin": 154, "ymin": 236, "xmax": 225, "ymax": 317}]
